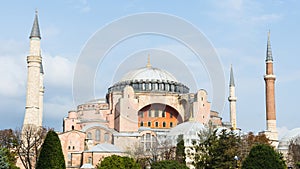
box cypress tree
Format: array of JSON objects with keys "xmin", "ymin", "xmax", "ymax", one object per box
[{"xmin": 36, "ymin": 130, "xmax": 65, "ymax": 169}]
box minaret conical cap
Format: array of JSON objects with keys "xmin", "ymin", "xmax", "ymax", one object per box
[
  {"xmin": 30, "ymin": 10, "xmax": 41, "ymax": 39},
  {"xmin": 229, "ymin": 65, "xmax": 235, "ymax": 87},
  {"xmin": 266, "ymin": 30, "xmax": 273, "ymax": 61}
]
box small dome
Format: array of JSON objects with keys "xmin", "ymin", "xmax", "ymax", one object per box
[{"xmin": 120, "ymin": 66, "xmax": 178, "ymax": 83}]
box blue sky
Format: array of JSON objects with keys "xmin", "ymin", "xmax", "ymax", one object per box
[{"xmin": 0, "ymin": 0, "xmax": 299, "ymax": 138}]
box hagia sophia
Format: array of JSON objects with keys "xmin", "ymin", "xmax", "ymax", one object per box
[{"xmin": 20, "ymin": 11, "xmax": 300, "ymax": 169}]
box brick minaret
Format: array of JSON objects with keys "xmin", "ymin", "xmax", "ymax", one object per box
[
  {"xmin": 228, "ymin": 65, "xmax": 237, "ymax": 130},
  {"xmin": 23, "ymin": 11, "xmax": 44, "ymax": 129},
  {"xmin": 264, "ymin": 31, "xmax": 278, "ymax": 146}
]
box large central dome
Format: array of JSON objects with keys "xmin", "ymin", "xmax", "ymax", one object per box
[
  {"xmin": 108, "ymin": 59, "xmax": 189, "ymax": 94},
  {"xmin": 120, "ymin": 66, "xmax": 178, "ymax": 83}
]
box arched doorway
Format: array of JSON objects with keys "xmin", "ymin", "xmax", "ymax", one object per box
[{"xmin": 138, "ymin": 103, "xmax": 183, "ymax": 129}]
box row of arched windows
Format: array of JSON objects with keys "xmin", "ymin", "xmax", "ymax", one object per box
[
  {"xmin": 87, "ymin": 129, "xmax": 110, "ymax": 142},
  {"xmin": 140, "ymin": 121, "xmax": 173, "ymax": 128}
]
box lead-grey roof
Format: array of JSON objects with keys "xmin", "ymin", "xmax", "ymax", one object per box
[
  {"xmin": 30, "ymin": 11, "xmax": 41, "ymax": 39},
  {"xmin": 266, "ymin": 31, "xmax": 273, "ymax": 61},
  {"xmin": 86, "ymin": 143, "xmax": 123, "ymax": 153},
  {"xmin": 229, "ymin": 65, "xmax": 235, "ymax": 87}
]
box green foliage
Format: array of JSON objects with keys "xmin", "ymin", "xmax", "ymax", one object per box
[
  {"xmin": 239, "ymin": 132, "xmax": 270, "ymax": 163},
  {"xmin": 0, "ymin": 148, "xmax": 9, "ymax": 169},
  {"xmin": 176, "ymin": 134, "xmax": 186, "ymax": 164},
  {"xmin": 97, "ymin": 155, "xmax": 140, "ymax": 169},
  {"xmin": 0, "ymin": 147, "xmax": 19, "ymax": 169},
  {"xmin": 151, "ymin": 160, "xmax": 189, "ymax": 169},
  {"xmin": 242, "ymin": 144, "xmax": 286, "ymax": 169},
  {"xmin": 36, "ymin": 130, "xmax": 65, "ymax": 169},
  {"xmin": 193, "ymin": 129, "xmax": 240, "ymax": 169}
]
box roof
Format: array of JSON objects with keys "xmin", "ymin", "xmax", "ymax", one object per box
[
  {"xmin": 266, "ymin": 31, "xmax": 273, "ymax": 61},
  {"xmin": 120, "ymin": 66, "xmax": 178, "ymax": 83},
  {"xmin": 168, "ymin": 121, "xmax": 205, "ymax": 136},
  {"xmin": 30, "ymin": 10, "xmax": 41, "ymax": 39},
  {"xmin": 229, "ymin": 65, "xmax": 235, "ymax": 87},
  {"xmin": 86, "ymin": 143, "xmax": 123, "ymax": 153},
  {"xmin": 80, "ymin": 163, "xmax": 94, "ymax": 169}
]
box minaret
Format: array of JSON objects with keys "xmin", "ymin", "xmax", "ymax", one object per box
[
  {"xmin": 228, "ymin": 65, "xmax": 237, "ymax": 130},
  {"xmin": 264, "ymin": 31, "xmax": 278, "ymax": 146},
  {"xmin": 23, "ymin": 11, "xmax": 43, "ymax": 128}
]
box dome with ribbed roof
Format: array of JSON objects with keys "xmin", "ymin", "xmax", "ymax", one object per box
[
  {"xmin": 108, "ymin": 63, "xmax": 189, "ymax": 94},
  {"xmin": 120, "ymin": 66, "xmax": 178, "ymax": 83}
]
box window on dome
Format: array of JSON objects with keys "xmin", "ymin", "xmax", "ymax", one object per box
[
  {"xmin": 155, "ymin": 109, "xmax": 159, "ymax": 117},
  {"xmin": 162, "ymin": 111, "xmax": 166, "ymax": 117},
  {"xmin": 170, "ymin": 113, "xmax": 173, "ymax": 118},
  {"xmin": 148, "ymin": 110, "xmax": 152, "ymax": 117}
]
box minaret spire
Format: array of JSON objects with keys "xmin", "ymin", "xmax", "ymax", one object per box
[
  {"xmin": 146, "ymin": 54, "xmax": 151, "ymax": 68},
  {"xmin": 30, "ymin": 10, "xmax": 41, "ymax": 39},
  {"xmin": 228, "ymin": 65, "xmax": 237, "ymax": 130},
  {"xmin": 229, "ymin": 64, "xmax": 235, "ymax": 87},
  {"xmin": 266, "ymin": 30, "xmax": 272, "ymax": 61}
]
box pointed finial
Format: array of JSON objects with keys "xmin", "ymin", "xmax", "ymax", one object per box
[
  {"xmin": 146, "ymin": 54, "xmax": 151, "ymax": 68},
  {"xmin": 229, "ymin": 64, "xmax": 235, "ymax": 87},
  {"xmin": 266, "ymin": 30, "xmax": 273, "ymax": 61},
  {"xmin": 30, "ymin": 9, "xmax": 41, "ymax": 39}
]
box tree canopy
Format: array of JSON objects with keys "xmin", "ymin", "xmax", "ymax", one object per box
[
  {"xmin": 242, "ymin": 144, "xmax": 286, "ymax": 169},
  {"xmin": 36, "ymin": 130, "xmax": 65, "ymax": 169},
  {"xmin": 151, "ymin": 160, "xmax": 189, "ymax": 169},
  {"xmin": 193, "ymin": 129, "xmax": 240, "ymax": 169},
  {"xmin": 97, "ymin": 155, "xmax": 140, "ymax": 169}
]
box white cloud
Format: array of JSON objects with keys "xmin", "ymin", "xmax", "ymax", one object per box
[
  {"xmin": 250, "ymin": 14, "xmax": 282, "ymax": 23},
  {"xmin": 0, "ymin": 56, "xmax": 26, "ymax": 97},
  {"xmin": 277, "ymin": 126, "xmax": 290, "ymax": 139},
  {"xmin": 43, "ymin": 53, "xmax": 75, "ymax": 89}
]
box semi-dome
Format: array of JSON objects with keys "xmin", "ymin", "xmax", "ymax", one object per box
[{"xmin": 120, "ymin": 66, "xmax": 178, "ymax": 83}]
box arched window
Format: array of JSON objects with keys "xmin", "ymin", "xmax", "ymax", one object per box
[
  {"xmin": 95, "ymin": 129, "xmax": 100, "ymax": 141},
  {"xmin": 155, "ymin": 122, "xmax": 159, "ymax": 127},
  {"xmin": 148, "ymin": 121, "xmax": 151, "ymax": 127},
  {"xmin": 87, "ymin": 132, "xmax": 92, "ymax": 139},
  {"xmin": 162, "ymin": 111, "xmax": 166, "ymax": 117},
  {"xmin": 140, "ymin": 121, "xmax": 144, "ymax": 127},
  {"xmin": 104, "ymin": 133, "xmax": 109, "ymax": 142},
  {"xmin": 170, "ymin": 122, "xmax": 173, "ymax": 127},
  {"xmin": 155, "ymin": 109, "xmax": 159, "ymax": 117},
  {"xmin": 71, "ymin": 125, "xmax": 74, "ymax": 130},
  {"xmin": 163, "ymin": 122, "xmax": 166, "ymax": 127}
]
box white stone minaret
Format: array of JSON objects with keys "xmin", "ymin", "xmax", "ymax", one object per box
[
  {"xmin": 263, "ymin": 31, "xmax": 278, "ymax": 147},
  {"xmin": 228, "ymin": 65, "xmax": 237, "ymax": 130},
  {"xmin": 23, "ymin": 11, "xmax": 43, "ymax": 128}
]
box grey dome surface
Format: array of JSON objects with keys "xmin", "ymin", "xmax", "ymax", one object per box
[{"xmin": 120, "ymin": 66, "xmax": 178, "ymax": 82}]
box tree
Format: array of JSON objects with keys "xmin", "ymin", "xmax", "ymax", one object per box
[
  {"xmin": 193, "ymin": 129, "xmax": 240, "ymax": 169},
  {"xmin": 288, "ymin": 137, "xmax": 300, "ymax": 168},
  {"xmin": 151, "ymin": 160, "xmax": 189, "ymax": 169},
  {"xmin": 238, "ymin": 132, "xmax": 270, "ymax": 163},
  {"xmin": 36, "ymin": 130, "xmax": 65, "ymax": 169},
  {"xmin": 176, "ymin": 134, "xmax": 186, "ymax": 164},
  {"xmin": 0, "ymin": 148, "xmax": 9, "ymax": 169},
  {"xmin": 242, "ymin": 144, "xmax": 286, "ymax": 169},
  {"xmin": 15, "ymin": 125, "xmax": 48, "ymax": 169},
  {"xmin": 97, "ymin": 155, "xmax": 140, "ymax": 169}
]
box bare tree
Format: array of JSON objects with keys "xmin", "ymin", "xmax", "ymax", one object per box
[
  {"xmin": 15, "ymin": 125, "xmax": 47, "ymax": 169},
  {"xmin": 288, "ymin": 137, "xmax": 300, "ymax": 169}
]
